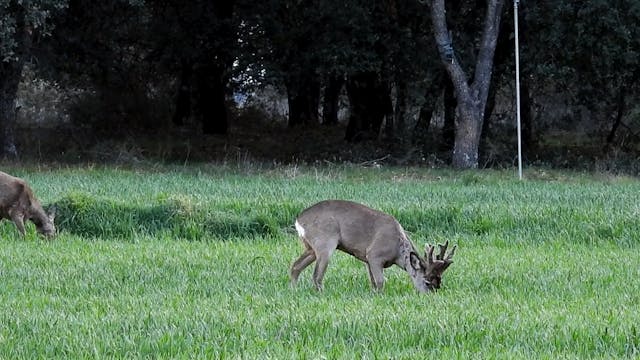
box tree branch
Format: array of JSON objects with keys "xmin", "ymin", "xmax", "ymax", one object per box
[
  {"xmin": 429, "ymin": 0, "xmax": 470, "ymax": 101},
  {"xmin": 472, "ymin": 0, "xmax": 506, "ymax": 108}
]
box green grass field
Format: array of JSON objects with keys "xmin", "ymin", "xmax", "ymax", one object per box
[{"xmin": 1, "ymin": 165, "xmax": 639, "ymax": 358}]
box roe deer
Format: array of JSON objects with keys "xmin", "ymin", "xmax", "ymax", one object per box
[
  {"xmin": 291, "ymin": 200, "xmax": 455, "ymax": 292},
  {"xmin": 0, "ymin": 171, "xmax": 56, "ymax": 237}
]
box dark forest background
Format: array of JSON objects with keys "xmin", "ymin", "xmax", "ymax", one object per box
[{"xmin": 2, "ymin": 0, "xmax": 640, "ymax": 172}]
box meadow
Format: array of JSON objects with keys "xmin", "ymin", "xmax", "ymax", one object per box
[{"xmin": 0, "ymin": 164, "xmax": 639, "ymax": 359}]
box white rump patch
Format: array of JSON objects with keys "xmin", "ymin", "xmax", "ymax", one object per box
[{"xmin": 294, "ymin": 220, "xmax": 306, "ymax": 238}]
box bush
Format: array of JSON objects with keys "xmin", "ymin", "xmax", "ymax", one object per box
[{"xmin": 54, "ymin": 192, "xmax": 283, "ymax": 241}]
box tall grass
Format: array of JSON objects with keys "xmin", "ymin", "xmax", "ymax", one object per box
[{"xmin": 0, "ymin": 165, "xmax": 639, "ymax": 358}]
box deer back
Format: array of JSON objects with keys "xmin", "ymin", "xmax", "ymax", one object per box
[
  {"xmin": 296, "ymin": 200, "xmax": 405, "ymax": 263},
  {"xmin": 0, "ymin": 172, "xmax": 30, "ymax": 216}
]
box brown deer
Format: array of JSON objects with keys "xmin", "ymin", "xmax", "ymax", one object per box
[
  {"xmin": 291, "ymin": 200, "xmax": 455, "ymax": 292},
  {"xmin": 0, "ymin": 171, "xmax": 56, "ymax": 237}
]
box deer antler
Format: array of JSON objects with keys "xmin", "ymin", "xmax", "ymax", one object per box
[
  {"xmin": 425, "ymin": 241, "xmax": 456, "ymax": 265},
  {"xmin": 425, "ymin": 244, "xmax": 436, "ymax": 265},
  {"xmin": 437, "ymin": 241, "xmax": 456, "ymax": 262}
]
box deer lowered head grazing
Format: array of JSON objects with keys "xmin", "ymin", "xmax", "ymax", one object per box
[
  {"xmin": 290, "ymin": 200, "xmax": 456, "ymax": 292},
  {"xmin": 0, "ymin": 171, "xmax": 56, "ymax": 238}
]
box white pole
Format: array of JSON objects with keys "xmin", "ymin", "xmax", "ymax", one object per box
[{"xmin": 514, "ymin": 0, "xmax": 523, "ymax": 180}]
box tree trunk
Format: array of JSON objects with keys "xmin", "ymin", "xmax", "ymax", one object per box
[
  {"xmin": 430, "ymin": 0, "xmax": 505, "ymax": 168},
  {"xmin": 322, "ymin": 75, "xmax": 343, "ymax": 126},
  {"xmin": 441, "ymin": 77, "xmax": 456, "ymax": 153},
  {"xmin": 479, "ymin": 9, "xmax": 511, "ymax": 161},
  {"xmin": 193, "ymin": 1, "xmax": 235, "ymax": 135},
  {"xmin": 606, "ymin": 86, "xmax": 626, "ymax": 146},
  {"xmin": 453, "ymin": 101, "xmax": 483, "ymax": 167},
  {"xmin": 195, "ymin": 64, "xmax": 228, "ymax": 135},
  {"xmin": 345, "ymin": 72, "xmax": 392, "ymax": 142},
  {"xmin": 517, "ymin": 1, "xmax": 534, "ymax": 155},
  {"xmin": 520, "ymin": 75, "xmax": 534, "ymax": 153},
  {"xmin": 172, "ymin": 60, "xmax": 192, "ymax": 127},
  {"xmin": 0, "ymin": 63, "xmax": 22, "ymax": 158},
  {"xmin": 479, "ymin": 76, "xmax": 497, "ymax": 159},
  {"xmin": 287, "ymin": 73, "xmax": 320, "ymax": 127},
  {"xmin": 0, "ymin": 5, "xmax": 28, "ymax": 159},
  {"xmin": 413, "ymin": 70, "xmax": 444, "ymax": 146},
  {"xmin": 414, "ymin": 94, "xmax": 435, "ymax": 142},
  {"xmin": 393, "ymin": 79, "xmax": 408, "ymax": 140}
]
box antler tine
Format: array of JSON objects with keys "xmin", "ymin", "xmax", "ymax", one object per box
[
  {"xmin": 425, "ymin": 244, "xmax": 435, "ymax": 265},
  {"xmin": 436, "ymin": 240, "xmax": 449, "ymax": 260},
  {"xmin": 445, "ymin": 244, "xmax": 457, "ymax": 262}
]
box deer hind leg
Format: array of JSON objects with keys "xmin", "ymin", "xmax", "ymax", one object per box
[
  {"xmin": 310, "ymin": 236, "xmax": 339, "ymax": 291},
  {"xmin": 290, "ymin": 247, "xmax": 316, "ymax": 286}
]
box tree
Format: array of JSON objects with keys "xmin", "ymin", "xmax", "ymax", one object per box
[
  {"xmin": 524, "ymin": 1, "xmax": 640, "ymax": 149},
  {"xmin": 236, "ymin": 0, "xmax": 323, "ymax": 128},
  {"xmin": 38, "ymin": 0, "xmax": 156, "ymax": 143},
  {"xmin": 430, "ymin": 0, "xmax": 505, "ymax": 168},
  {"xmin": 0, "ymin": 0, "xmax": 67, "ymax": 158},
  {"xmin": 237, "ymin": 0, "xmax": 436, "ymax": 143},
  {"xmin": 43, "ymin": 0, "xmax": 235, "ymax": 138},
  {"xmin": 157, "ymin": 1, "xmax": 236, "ymax": 135}
]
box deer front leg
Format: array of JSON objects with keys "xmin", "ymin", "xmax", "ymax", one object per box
[
  {"xmin": 290, "ymin": 249, "xmax": 316, "ymax": 286},
  {"xmin": 10, "ymin": 213, "xmax": 26, "ymax": 237},
  {"xmin": 365, "ymin": 260, "xmax": 385, "ymax": 291},
  {"xmin": 365, "ymin": 243, "xmax": 389, "ymax": 291}
]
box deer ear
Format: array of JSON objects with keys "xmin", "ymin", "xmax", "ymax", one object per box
[{"xmin": 409, "ymin": 252, "xmax": 424, "ymax": 271}]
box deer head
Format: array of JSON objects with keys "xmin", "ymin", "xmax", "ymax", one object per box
[
  {"xmin": 33, "ymin": 205, "xmax": 56, "ymax": 238},
  {"xmin": 406, "ymin": 240, "xmax": 456, "ymax": 292},
  {"xmin": 36, "ymin": 205, "xmax": 57, "ymax": 237},
  {"xmin": 423, "ymin": 241, "xmax": 456, "ymax": 290}
]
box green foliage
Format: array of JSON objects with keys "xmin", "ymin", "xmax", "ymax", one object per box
[
  {"xmin": 42, "ymin": 0, "xmax": 147, "ymax": 84},
  {"xmin": 0, "ymin": 0, "xmax": 68, "ymax": 62},
  {"xmin": 8, "ymin": 164, "xmax": 640, "ymax": 248},
  {"xmin": 5, "ymin": 0, "xmax": 640, "ymax": 165},
  {"xmin": 524, "ymin": 1, "xmax": 640, "ymax": 109},
  {"xmin": 234, "ymin": 0, "xmax": 436, "ymax": 87},
  {"xmin": 54, "ymin": 191, "xmax": 285, "ymax": 241},
  {"xmin": 8, "ymin": 0, "xmax": 640, "ymax": 165}
]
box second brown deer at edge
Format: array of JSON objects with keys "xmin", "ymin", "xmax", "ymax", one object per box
[{"xmin": 0, "ymin": 171, "xmax": 56, "ymax": 238}]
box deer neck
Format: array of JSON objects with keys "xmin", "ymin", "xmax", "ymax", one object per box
[
  {"xmin": 397, "ymin": 232, "xmax": 424, "ymax": 286},
  {"xmin": 28, "ymin": 203, "xmax": 47, "ymax": 225}
]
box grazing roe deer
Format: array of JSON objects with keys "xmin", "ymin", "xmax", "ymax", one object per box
[
  {"xmin": 0, "ymin": 171, "xmax": 56, "ymax": 237},
  {"xmin": 291, "ymin": 200, "xmax": 455, "ymax": 292}
]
